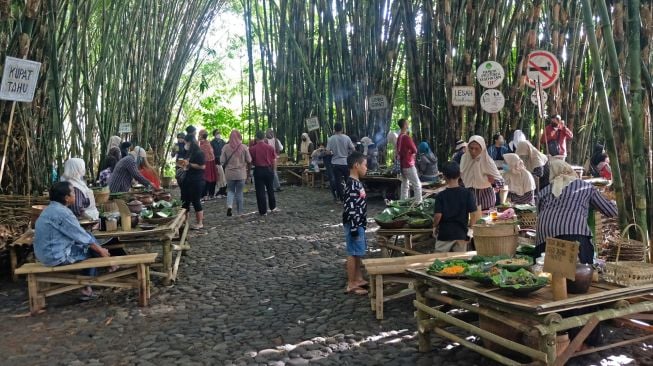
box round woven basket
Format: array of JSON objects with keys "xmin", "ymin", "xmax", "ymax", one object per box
[{"xmin": 473, "ymin": 223, "xmax": 519, "ymax": 256}]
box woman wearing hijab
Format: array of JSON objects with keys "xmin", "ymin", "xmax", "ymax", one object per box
[
  {"xmin": 508, "ymin": 130, "xmax": 526, "ymax": 153},
  {"xmin": 416, "ymin": 141, "xmax": 439, "ymax": 182},
  {"xmin": 516, "ymin": 140, "xmax": 550, "ymax": 189},
  {"xmin": 198, "ymin": 129, "xmax": 218, "ymax": 200},
  {"xmin": 502, "ymin": 153, "xmax": 536, "ymax": 205},
  {"xmin": 132, "ymin": 146, "xmax": 160, "ymax": 190},
  {"xmin": 220, "ymin": 129, "xmax": 252, "ymax": 216},
  {"xmin": 589, "ymin": 144, "xmax": 605, "ymax": 177},
  {"xmin": 61, "ymin": 158, "xmax": 100, "ymax": 220},
  {"xmin": 180, "ymin": 135, "xmax": 206, "ymax": 229},
  {"xmin": 460, "ymin": 135, "xmax": 504, "ymax": 210},
  {"xmin": 300, "ymin": 133, "xmax": 314, "ymax": 164},
  {"xmin": 534, "ymin": 160, "xmax": 617, "ymax": 263}
]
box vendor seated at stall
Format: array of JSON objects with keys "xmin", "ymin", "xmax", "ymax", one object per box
[
  {"xmin": 309, "ymin": 143, "xmax": 327, "ymax": 172},
  {"xmin": 593, "ymin": 151, "xmax": 612, "ymax": 180},
  {"xmin": 133, "ymin": 146, "xmax": 161, "ymax": 189},
  {"xmin": 460, "ymin": 135, "xmax": 504, "ymax": 210},
  {"xmin": 501, "ymin": 153, "xmax": 536, "ymax": 205},
  {"xmin": 487, "ymin": 133, "xmax": 509, "ymax": 161},
  {"xmin": 452, "ymin": 140, "xmax": 467, "ymax": 164},
  {"xmin": 108, "ymin": 148, "xmax": 154, "ymax": 193},
  {"xmin": 516, "ymin": 140, "xmax": 550, "ymax": 189},
  {"xmin": 417, "ymin": 141, "xmax": 439, "ymax": 183},
  {"xmin": 34, "ymin": 182, "xmax": 111, "ymax": 299},
  {"xmin": 432, "ymin": 162, "xmax": 479, "ymax": 252},
  {"xmin": 61, "ymin": 158, "xmax": 100, "ymax": 221},
  {"xmin": 534, "ymin": 160, "xmax": 617, "ymax": 263}
]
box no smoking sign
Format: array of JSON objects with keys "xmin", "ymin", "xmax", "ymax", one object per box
[{"xmin": 526, "ymin": 50, "xmax": 560, "ymax": 89}]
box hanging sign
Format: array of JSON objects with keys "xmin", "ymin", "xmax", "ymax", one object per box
[
  {"xmin": 543, "ymin": 238, "xmax": 579, "ymax": 280},
  {"xmin": 368, "ymin": 95, "xmax": 388, "ymax": 110},
  {"xmin": 476, "ymin": 61, "xmax": 505, "ymax": 88},
  {"xmin": 480, "ymin": 89, "xmax": 505, "ymax": 113},
  {"xmin": 118, "ymin": 123, "xmax": 132, "ymax": 134},
  {"xmin": 526, "ymin": 50, "xmax": 560, "ymax": 89},
  {"xmin": 305, "ymin": 116, "xmax": 320, "ymax": 131},
  {"xmin": 0, "ymin": 56, "xmax": 42, "ymax": 102},
  {"xmin": 530, "ymin": 90, "xmax": 548, "ymax": 105},
  {"xmin": 451, "ymin": 86, "xmax": 475, "ymax": 106}
]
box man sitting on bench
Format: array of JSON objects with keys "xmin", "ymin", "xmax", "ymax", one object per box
[{"xmin": 34, "ymin": 181, "xmax": 111, "ymax": 300}]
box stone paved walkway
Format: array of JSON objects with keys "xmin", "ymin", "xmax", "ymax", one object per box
[{"xmin": 1, "ymin": 186, "xmax": 650, "ymax": 365}]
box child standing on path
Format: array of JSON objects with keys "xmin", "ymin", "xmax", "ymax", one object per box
[{"xmin": 343, "ymin": 152, "xmax": 369, "ymax": 295}]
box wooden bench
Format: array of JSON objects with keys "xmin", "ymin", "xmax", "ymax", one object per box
[
  {"xmin": 14, "ymin": 253, "xmax": 158, "ymax": 314},
  {"xmin": 362, "ymin": 251, "xmax": 476, "ymax": 320}
]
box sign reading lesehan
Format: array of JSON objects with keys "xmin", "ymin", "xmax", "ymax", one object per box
[
  {"xmin": 451, "ymin": 86, "xmax": 475, "ymax": 106},
  {"xmin": 0, "ymin": 57, "xmax": 42, "ymax": 102}
]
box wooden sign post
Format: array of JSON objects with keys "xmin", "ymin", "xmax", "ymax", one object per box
[{"xmin": 543, "ymin": 238, "xmax": 579, "ymax": 300}]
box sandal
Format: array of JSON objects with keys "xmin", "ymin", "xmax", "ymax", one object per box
[
  {"xmin": 190, "ymin": 224, "xmax": 204, "ymax": 230},
  {"xmin": 345, "ymin": 286, "xmax": 368, "ymax": 295}
]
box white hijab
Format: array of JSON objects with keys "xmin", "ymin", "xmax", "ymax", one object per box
[
  {"xmin": 61, "ymin": 158, "xmax": 99, "ymax": 220},
  {"xmin": 107, "ymin": 135, "xmax": 121, "ymax": 154},
  {"xmin": 360, "ymin": 136, "xmax": 373, "ymax": 155},
  {"xmin": 549, "ymin": 160, "xmax": 578, "ymax": 198},
  {"xmin": 460, "ymin": 135, "xmax": 503, "ymax": 189},
  {"xmin": 509, "ymin": 130, "xmax": 526, "ymax": 151},
  {"xmin": 300, "ymin": 133, "xmax": 312, "ymax": 154},
  {"xmin": 502, "ymin": 153, "xmax": 536, "ymax": 196},
  {"xmin": 516, "ymin": 140, "xmax": 548, "ymax": 172}
]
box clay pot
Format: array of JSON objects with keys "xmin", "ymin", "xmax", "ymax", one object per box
[
  {"xmin": 127, "ymin": 200, "xmax": 143, "ymax": 214},
  {"xmin": 130, "ymin": 213, "xmax": 139, "ymax": 227},
  {"xmin": 566, "ymin": 263, "xmax": 594, "ymax": 294},
  {"xmin": 154, "ymin": 192, "xmax": 172, "ymax": 201},
  {"xmin": 134, "ymin": 194, "xmax": 154, "ymax": 205}
]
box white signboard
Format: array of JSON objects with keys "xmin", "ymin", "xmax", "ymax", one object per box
[
  {"xmin": 476, "ymin": 61, "xmax": 505, "ymax": 88},
  {"xmin": 530, "ymin": 90, "xmax": 548, "ymax": 105},
  {"xmin": 526, "ymin": 50, "xmax": 560, "ymax": 89},
  {"xmin": 118, "ymin": 122, "xmax": 132, "ymax": 134},
  {"xmin": 0, "ymin": 57, "xmax": 42, "ymax": 102},
  {"xmin": 305, "ymin": 116, "xmax": 320, "ymax": 131},
  {"xmin": 368, "ymin": 94, "xmax": 388, "ymax": 110},
  {"xmin": 451, "ymin": 86, "xmax": 475, "ymax": 106},
  {"xmin": 480, "ymin": 89, "xmax": 505, "ymax": 113}
]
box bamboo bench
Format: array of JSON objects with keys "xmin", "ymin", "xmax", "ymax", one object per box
[
  {"xmin": 14, "ymin": 253, "xmax": 158, "ymax": 314},
  {"xmin": 362, "ymin": 251, "xmax": 475, "ymax": 320}
]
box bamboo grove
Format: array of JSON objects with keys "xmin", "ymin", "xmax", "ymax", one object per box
[
  {"xmin": 241, "ymin": 0, "xmax": 652, "ymax": 254},
  {"xmin": 0, "ymin": 0, "xmax": 226, "ymax": 193}
]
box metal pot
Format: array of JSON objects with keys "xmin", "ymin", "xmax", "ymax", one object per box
[{"xmin": 566, "ymin": 263, "xmax": 594, "ymax": 294}]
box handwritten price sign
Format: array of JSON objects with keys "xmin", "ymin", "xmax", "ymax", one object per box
[{"xmin": 543, "ymin": 238, "xmax": 579, "ymax": 280}]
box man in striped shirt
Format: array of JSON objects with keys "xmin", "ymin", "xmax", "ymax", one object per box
[{"xmin": 534, "ymin": 160, "xmax": 617, "ymax": 264}]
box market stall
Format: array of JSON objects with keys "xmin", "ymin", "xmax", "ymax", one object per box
[{"xmin": 407, "ymin": 255, "xmax": 653, "ymax": 366}]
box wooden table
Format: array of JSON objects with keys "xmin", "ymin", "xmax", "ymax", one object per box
[
  {"xmin": 375, "ymin": 228, "xmax": 434, "ymax": 257},
  {"xmin": 9, "ymin": 209, "xmax": 189, "ymax": 285},
  {"xmin": 276, "ymin": 164, "xmax": 307, "ymax": 185},
  {"xmin": 408, "ymin": 268, "xmax": 653, "ymax": 366}
]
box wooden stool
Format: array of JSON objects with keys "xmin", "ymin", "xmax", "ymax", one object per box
[{"xmin": 302, "ymin": 171, "xmax": 315, "ymax": 187}]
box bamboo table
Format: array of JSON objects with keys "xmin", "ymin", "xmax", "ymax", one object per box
[
  {"xmin": 375, "ymin": 228, "xmax": 434, "ymax": 257},
  {"xmin": 407, "ymin": 268, "xmax": 653, "ymax": 366},
  {"xmin": 276, "ymin": 164, "xmax": 307, "ymax": 184},
  {"xmin": 10, "ymin": 209, "xmax": 189, "ymax": 285}
]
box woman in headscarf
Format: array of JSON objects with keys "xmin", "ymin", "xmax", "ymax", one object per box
[
  {"xmin": 61, "ymin": 158, "xmax": 100, "ymax": 220},
  {"xmin": 180, "ymin": 135, "xmax": 206, "ymax": 229},
  {"xmin": 300, "ymin": 133, "xmax": 314, "ymax": 164},
  {"xmin": 198, "ymin": 129, "xmax": 218, "ymax": 200},
  {"xmin": 220, "ymin": 129, "xmax": 252, "ymax": 216},
  {"xmin": 416, "ymin": 141, "xmax": 439, "ymax": 182},
  {"xmin": 97, "ymin": 136, "xmax": 122, "ymax": 185},
  {"xmin": 107, "ymin": 136, "xmax": 122, "ymax": 156},
  {"xmin": 502, "ymin": 153, "xmax": 536, "ymax": 205},
  {"xmin": 452, "ymin": 140, "xmax": 467, "ymax": 164},
  {"xmin": 460, "ymin": 135, "xmax": 504, "ymax": 210},
  {"xmin": 534, "ymin": 160, "xmax": 617, "ymax": 263},
  {"xmin": 516, "ymin": 140, "xmax": 550, "ymax": 189},
  {"xmin": 508, "ymin": 130, "xmax": 526, "ymax": 152},
  {"xmin": 589, "ymin": 143, "xmax": 605, "ymax": 177},
  {"xmin": 132, "ymin": 146, "xmax": 160, "ymax": 190}
]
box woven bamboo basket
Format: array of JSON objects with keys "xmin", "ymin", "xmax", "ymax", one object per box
[
  {"xmin": 472, "ymin": 223, "xmax": 519, "ymax": 256},
  {"xmin": 517, "ymin": 211, "xmax": 537, "ymax": 229},
  {"xmin": 604, "ymin": 224, "xmax": 653, "ymax": 286}
]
